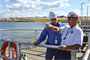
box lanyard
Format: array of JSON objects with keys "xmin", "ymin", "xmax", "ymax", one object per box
[
  {"xmin": 63, "ymin": 28, "xmax": 73, "ymax": 40},
  {"xmin": 55, "ymin": 24, "xmax": 59, "ymax": 38}
]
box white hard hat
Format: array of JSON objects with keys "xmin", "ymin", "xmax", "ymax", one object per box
[
  {"xmin": 49, "ymin": 11, "xmax": 58, "ymax": 19},
  {"xmin": 67, "ymin": 11, "xmax": 78, "ymax": 18}
]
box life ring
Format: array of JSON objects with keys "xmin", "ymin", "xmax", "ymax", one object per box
[{"xmin": 1, "ymin": 42, "xmax": 17, "ymax": 60}]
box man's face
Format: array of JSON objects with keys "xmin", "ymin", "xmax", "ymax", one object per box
[
  {"xmin": 67, "ymin": 17, "xmax": 76, "ymax": 26},
  {"xmin": 50, "ymin": 17, "xmax": 58, "ymax": 25}
]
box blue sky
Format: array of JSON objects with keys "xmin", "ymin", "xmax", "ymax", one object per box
[{"xmin": 0, "ymin": 0, "xmax": 90, "ymax": 18}]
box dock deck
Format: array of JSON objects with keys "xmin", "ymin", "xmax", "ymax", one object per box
[{"xmin": 21, "ymin": 47, "xmax": 84, "ymax": 60}]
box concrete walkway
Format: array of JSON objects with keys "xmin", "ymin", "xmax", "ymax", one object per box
[
  {"xmin": 22, "ymin": 47, "xmax": 46, "ymax": 60},
  {"xmin": 21, "ymin": 47, "xmax": 84, "ymax": 60}
]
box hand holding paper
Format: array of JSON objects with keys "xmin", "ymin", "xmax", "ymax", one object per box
[{"xmin": 58, "ymin": 45, "xmax": 67, "ymax": 50}]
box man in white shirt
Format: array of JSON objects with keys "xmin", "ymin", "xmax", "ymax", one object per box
[{"xmin": 44, "ymin": 11, "xmax": 83, "ymax": 60}]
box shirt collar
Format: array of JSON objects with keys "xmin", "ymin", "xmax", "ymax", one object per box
[
  {"xmin": 52, "ymin": 22, "xmax": 59, "ymax": 26},
  {"xmin": 71, "ymin": 24, "xmax": 78, "ymax": 29}
]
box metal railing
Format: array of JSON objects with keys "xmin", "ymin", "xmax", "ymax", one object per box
[
  {"xmin": 0, "ymin": 29, "xmax": 42, "ymax": 42},
  {"xmin": 0, "ymin": 38, "xmax": 81, "ymax": 60},
  {"xmin": 0, "ymin": 29, "xmax": 90, "ymax": 60},
  {"xmin": 79, "ymin": 25, "xmax": 89, "ymax": 33},
  {"xmin": 0, "ymin": 29, "xmax": 43, "ymax": 60}
]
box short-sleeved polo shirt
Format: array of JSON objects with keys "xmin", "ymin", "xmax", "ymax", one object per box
[{"xmin": 59, "ymin": 24, "xmax": 83, "ymax": 46}]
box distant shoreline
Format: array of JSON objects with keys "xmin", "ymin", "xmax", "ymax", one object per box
[{"xmin": 0, "ymin": 17, "xmax": 90, "ymax": 22}]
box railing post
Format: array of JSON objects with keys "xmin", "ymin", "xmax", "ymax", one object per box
[
  {"xmin": 82, "ymin": 33, "xmax": 90, "ymax": 60},
  {"xmin": 87, "ymin": 33, "xmax": 90, "ymax": 60},
  {"xmin": 82, "ymin": 49, "xmax": 90, "ymax": 60},
  {"xmin": 8, "ymin": 42, "xmax": 10, "ymax": 57},
  {"xmin": 88, "ymin": 33, "xmax": 90, "ymax": 49},
  {"xmin": 16, "ymin": 43, "xmax": 19, "ymax": 60},
  {"xmin": 19, "ymin": 43, "xmax": 21, "ymax": 60},
  {"xmin": 16, "ymin": 43, "xmax": 21, "ymax": 60},
  {"xmin": 0, "ymin": 50, "xmax": 1, "ymax": 60},
  {"xmin": 35, "ymin": 30, "xmax": 37, "ymax": 42},
  {"xmin": 71, "ymin": 50, "xmax": 76, "ymax": 60},
  {"xmin": 79, "ymin": 20, "xmax": 81, "ymax": 25}
]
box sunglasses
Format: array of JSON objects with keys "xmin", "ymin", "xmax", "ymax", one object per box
[{"xmin": 67, "ymin": 19, "xmax": 70, "ymax": 21}]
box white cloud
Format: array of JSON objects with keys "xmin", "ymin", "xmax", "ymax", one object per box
[
  {"xmin": 4, "ymin": 0, "xmax": 8, "ymax": 2},
  {"xmin": 0, "ymin": 11, "xmax": 46, "ymax": 18},
  {"xmin": 60, "ymin": 0, "xmax": 68, "ymax": 2},
  {"xmin": 0, "ymin": 10, "xmax": 67, "ymax": 18},
  {"xmin": 0, "ymin": 10, "xmax": 19, "ymax": 17},
  {"xmin": 4, "ymin": 0, "xmax": 40, "ymax": 3},
  {"xmin": 48, "ymin": 0, "xmax": 53, "ymax": 1},
  {"xmin": 41, "ymin": 12, "xmax": 46, "ymax": 15},
  {"xmin": 33, "ymin": 11, "xmax": 37, "ymax": 14},
  {"xmin": 1, "ymin": 0, "xmax": 71, "ymax": 18},
  {"xmin": 56, "ymin": 11, "xmax": 65, "ymax": 14},
  {"xmin": 56, "ymin": 11, "xmax": 67, "ymax": 16},
  {"xmin": 0, "ymin": 5, "xmax": 2, "ymax": 8},
  {"xmin": 33, "ymin": 0, "xmax": 40, "ymax": 1},
  {"xmin": 83, "ymin": 10, "xmax": 86, "ymax": 13},
  {"xmin": 30, "ymin": 11, "xmax": 37, "ymax": 15},
  {"xmin": 6, "ymin": 1, "xmax": 71, "ymax": 11},
  {"xmin": 71, "ymin": 9, "xmax": 81, "ymax": 16},
  {"xmin": 88, "ymin": 4, "xmax": 90, "ymax": 6}
]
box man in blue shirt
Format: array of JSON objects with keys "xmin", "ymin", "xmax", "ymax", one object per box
[{"xmin": 34, "ymin": 11, "xmax": 65, "ymax": 60}]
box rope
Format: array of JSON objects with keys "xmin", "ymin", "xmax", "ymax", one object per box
[{"xmin": 1, "ymin": 42, "xmax": 8, "ymax": 50}]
